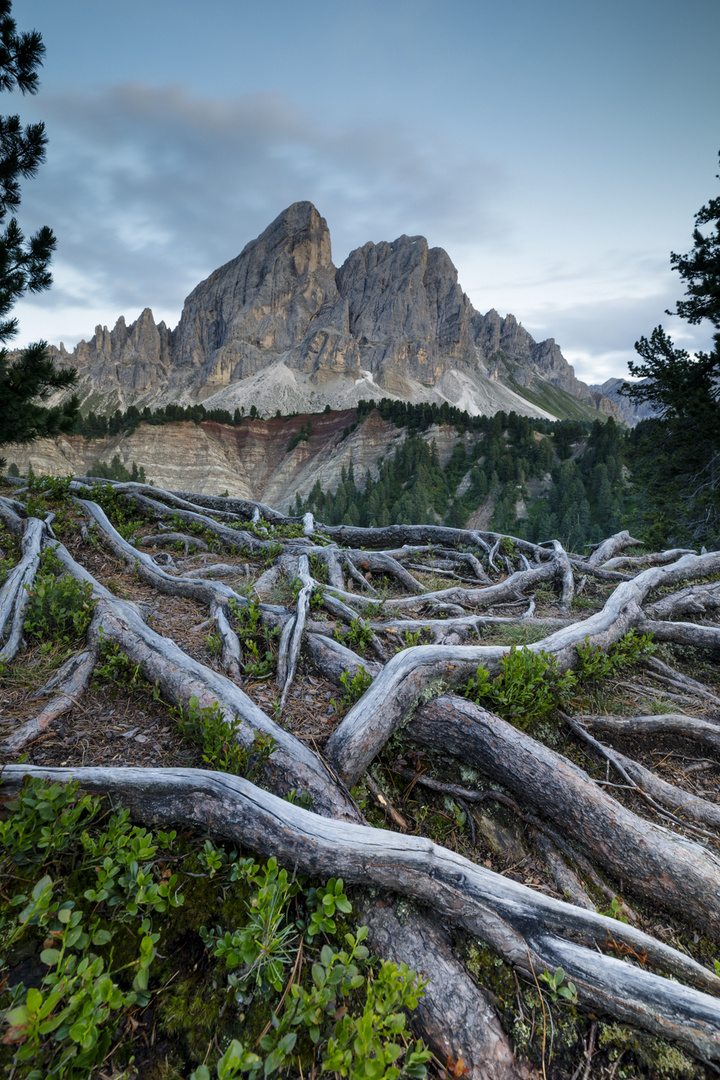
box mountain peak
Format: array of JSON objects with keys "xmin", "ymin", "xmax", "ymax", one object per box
[{"xmin": 44, "ymin": 206, "xmax": 623, "ymax": 424}]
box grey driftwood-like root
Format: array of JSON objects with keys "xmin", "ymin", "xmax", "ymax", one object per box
[
  {"xmin": 407, "ymin": 695, "xmax": 720, "ymax": 938},
  {"xmin": 325, "ymin": 549, "xmax": 720, "ymax": 785},
  {"xmin": 5, "ymin": 478, "xmax": 720, "ymax": 1070},
  {"xmin": 51, "ymin": 539, "xmax": 361, "ymax": 822},
  {"xmin": 278, "ymin": 554, "xmax": 312, "ymax": 710},
  {"xmin": 2, "ymin": 764, "xmax": 720, "ymax": 1063},
  {"xmin": 579, "ymin": 712, "xmax": 720, "ymax": 753},
  {"xmin": 2, "ymin": 648, "xmax": 96, "ymax": 753},
  {"xmin": 0, "ymin": 517, "xmax": 44, "ymax": 663}
]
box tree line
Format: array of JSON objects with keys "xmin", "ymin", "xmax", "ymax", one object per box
[{"xmin": 294, "ymin": 412, "xmax": 633, "ymax": 553}]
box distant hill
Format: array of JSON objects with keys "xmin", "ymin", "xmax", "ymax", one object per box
[{"xmin": 589, "ymin": 377, "xmax": 658, "ymax": 427}]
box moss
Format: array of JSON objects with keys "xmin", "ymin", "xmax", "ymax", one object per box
[{"xmin": 598, "ymin": 1022, "xmax": 697, "ymax": 1079}]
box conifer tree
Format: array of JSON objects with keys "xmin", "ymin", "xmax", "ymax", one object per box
[
  {"xmin": 0, "ymin": 1, "xmax": 78, "ymax": 465},
  {"xmin": 623, "ymin": 153, "xmax": 720, "ymax": 544}
]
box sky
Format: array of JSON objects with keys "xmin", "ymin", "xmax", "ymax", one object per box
[{"xmin": 9, "ymin": 0, "xmax": 720, "ymax": 384}]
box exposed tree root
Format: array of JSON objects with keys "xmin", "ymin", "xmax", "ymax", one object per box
[
  {"xmin": 407, "ymin": 696, "xmax": 720, "ymax": 937},
  {"xmin": 2, "ymin": 648, "xmax": 96, "ymax": 752},
  {"xmin": 586, "ymin": 531, "xmax": 643, "ymax": 566},
  {"xmin": 4, "ymin": 478, "xmax": 720, "ymax": 1070},
  {"xmin": 0, "ymin": 517, "xmax": 44, "ymax": 663},
  {"xmin": 326, "ymin": 550, "xmax": 720, "ymax": 784},
  {"xmin": 579, "ymin": 713, "xmax": 720, "ymax": 753},
  {"xmin": 3, "ymin": 764, "xmax": 720, "ymax": 1062}
]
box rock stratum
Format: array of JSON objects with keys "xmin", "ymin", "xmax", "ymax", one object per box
[
  {"xmin": 3, "ymin": 411, "xmax": 461, "ymax": 511},
  {"xmin": 44, "ymin": 202, "xmax": 622, "ymax": 423}
]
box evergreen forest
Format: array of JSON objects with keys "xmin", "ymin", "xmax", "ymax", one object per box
[{"xmin": 295, "ymin": 401, "xmax": 636, "ymax": 553}]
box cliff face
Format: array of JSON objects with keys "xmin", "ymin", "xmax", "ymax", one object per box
[
  {"xmin": 3, "ymin": 411, "xmax": 458, "ymax": 512},
  {"xmin": 43, "ymin": 201, "xmax": 617, "ymax": 422}
]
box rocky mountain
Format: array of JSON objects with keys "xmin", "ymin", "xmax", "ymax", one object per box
[
  {"xmin": 589, "ymin": 377, "xmax": 658, "ymax": 427},
  {"xmin": 43, "ymin": 202, "xmax": 620, "ymax": 423}
]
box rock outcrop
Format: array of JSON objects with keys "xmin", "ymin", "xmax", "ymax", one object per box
[
  {"xmin": 589, "ymin": 377, "xmax": 657, "ymax": 427},
  {"xmin": 42, "ymin": 201, "xmax": 618, "ymax": 422},
  {"xmin": 3, "ymin": 410, "xmax": 458, "ymax": 511}
]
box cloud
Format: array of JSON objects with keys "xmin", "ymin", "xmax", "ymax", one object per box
[
  {"xmin": 13, "ymin": 84, "xmax": 506, "ymax": 346},
  {"xmin": 515, "ymin": 290, "xmax": 715, "ymax": 384}
]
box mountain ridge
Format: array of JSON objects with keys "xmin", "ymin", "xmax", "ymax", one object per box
[{"xmin": 42, "ymin": 201, "xmax": 625, "ymax": 423}]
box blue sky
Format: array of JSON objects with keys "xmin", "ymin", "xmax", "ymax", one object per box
[{"xmin": 10, "ymin": 0, "xmax": 720, "ymax": 382}]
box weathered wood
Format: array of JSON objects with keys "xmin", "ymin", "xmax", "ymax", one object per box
[
  {"xmin": 643, "ymin": 581, "xmax": 720, "ymax": 621},
  {"xmin": 531, "ymin": 830, "xmax": 596, "ymax": 911},
  {"xmin": 183, "ymin": 563, "xmax": 248, "ymax": 580},
  {"xmin": 2, "ymin": 763, "xmax": 720, "ymax": 1060},
  {"xmin": 2, "ymin": 649, "xmax": 96, "ymax": 752},
  {"xmin": 643, "ymin": 655, "xmax": 720, "ymax": 706},
  {"xmin": 73, "ymin": 479, "xmax": 244, "ymax": 522},
  {"xmin": 586, "ymin": 530, "xmax": 643, "ymax": 566},
  {"xmin": 139, "ymin": 532, "xmax": 209, "ymax": 553},
  {"xmin": 320, "ymin": 590, "xmax": 388, "ymax": 662},
  {"xmin": 580, "ymin": 712, "xmax": 720, "ymax": 753},
  {"xmin": 550, "ymin": 539, "xmax": 574, "ymax": 615},
  {"xmin": 407, "ymin": 695, "xmax": 720, "ymax": 937},
  {"xmin": 335, "ymin": 559, "xmax": 560, "ymax": 614},
  {"xmin": 171, "ymin": 490, "xmax": 290, "ymax": 524},
  {"xmin": 305, "ymin": 633, "xmax": 382, "ymax": 685},
  {"xmin": 0, "ymin": 517, "xmax": 44, "ymax": 662},
  {"xmin": 50, "ymin": 541, "xmax": 361, "ymax": 821},
  {"xmin": 346, "ymin": 549, "xmax": 426, "ymax": 594},
  {"xmin": 325, "ymin": 551, "xmax": 720, "ymax": 785},
  {"xmin": 111, "ymin": 489, "xmax": 283, "ymax": 555},
  {"xmin": 210, "ymin": 601, "xmax": 242, "ymax": 678},
  {"xmin": 568, "ymin": 558, "xmax": 633, "ymax": 582},
  {"xmin": 78, "ymin": 499, "xmax": 285, "ymax": 630},
  {"xmin": 607, "ymin": 747, "xmax": 720, "ymax": 830},
  {"xmin": 0, "ymin": 495, "xmax": 25, "ymax": 535},
  {"xmin": 279, "ymin": 555, "xmax": 312, "ymax": 709},
  {"xmin": 357, "ymin": 900, "xmax": 534, "ymax": 1080},
  {"xmin": 638, "ymin": 616, "xmax": 720, "ymax": 650},
  {"xmin": 603, "ymin": 548, "xmax": 696, "ymax": 570}
]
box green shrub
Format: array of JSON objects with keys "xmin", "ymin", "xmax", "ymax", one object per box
[
  {"xmin": 228, "ymin": 597, "xmax": 278, "ymax": 678},
  {"xmin": 23, "ymin": 551, "xmax": 95, "ymax": 645},
  {"xmin": 464, "ymin": 646, "xmax": 576, "ymax": 727},
  {"xmin": 575, "ymin": 630, "xmax": 655, "ymax": 682},
  {"xmin": 176, "ymin": 694, "xmax": 276, "ymax": 778}
]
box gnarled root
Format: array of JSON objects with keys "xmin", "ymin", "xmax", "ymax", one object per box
[
  {"xmin": 2, "ymin": 648, "xmax": 96, "ymax": 752},
  {"xmin": 407, "ymin": 695, "xmax": 720, "ymax": 938},
  {"xmin": 2, "ymin": 763, "xmax": 720, "ymax": 1062},
  {"xmin": 0, "ymin": 517, "xmax": 44, "ymax": 663}
]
